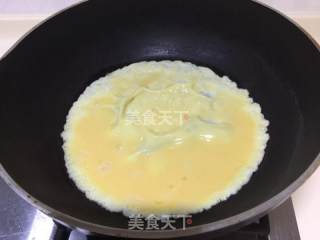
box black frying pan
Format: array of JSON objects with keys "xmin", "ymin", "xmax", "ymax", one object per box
[{"xmin": 0, "ymin": 0, "xmax": 320, "ymax": 239}]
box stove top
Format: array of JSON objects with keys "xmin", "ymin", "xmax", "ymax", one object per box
[{"xmin": 0, "ymin": 178, "xmax": 300, "ymax": 240}]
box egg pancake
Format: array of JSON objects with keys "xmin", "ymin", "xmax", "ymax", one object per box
[{"xmin": 62, "ymin": 61, "xmax": 269, "ymax": 216}]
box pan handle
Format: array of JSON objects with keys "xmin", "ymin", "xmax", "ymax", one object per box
[{"xmin": 50, "ymin": 221, "xmax": 71, "ymax": 240}]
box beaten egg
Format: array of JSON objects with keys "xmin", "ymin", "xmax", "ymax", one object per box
[{"xmin": 62, "ymin": 61, "xmax": 269, "ymax": 216}]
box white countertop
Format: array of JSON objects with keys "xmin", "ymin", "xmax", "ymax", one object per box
[{"xmin": 0, "ymin": 14, "xmax": 319, "ymax": 240}]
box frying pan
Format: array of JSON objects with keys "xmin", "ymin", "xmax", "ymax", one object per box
[{"xmin": 0, "ymin": 0, "xmax": 320, "ymax": 239}]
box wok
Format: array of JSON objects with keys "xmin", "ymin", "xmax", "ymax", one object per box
[{"xmin": 1, "ymin": 0, "xmax": 320, "ymax": 239}]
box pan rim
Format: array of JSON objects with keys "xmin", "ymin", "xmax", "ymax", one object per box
[{"xmin": 0, "ymin": 0, "xmax": 320, "ymax": 238}]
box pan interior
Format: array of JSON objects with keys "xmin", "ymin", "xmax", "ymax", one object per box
[{"xmin": 0, "ymin": 0, "xmax": 319, "ymax": 230}]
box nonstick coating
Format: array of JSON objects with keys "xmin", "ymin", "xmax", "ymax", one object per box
[{"xmin": 0, "ymin": 0, "xmax": 320, "ymax": 238}]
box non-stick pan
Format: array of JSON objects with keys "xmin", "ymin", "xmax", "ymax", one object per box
[{"xmin": 0, "ymin": 0, "xmax": 320, "ymax": 239}]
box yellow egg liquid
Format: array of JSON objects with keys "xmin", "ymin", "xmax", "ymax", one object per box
[{"xmin": 62, "ymin": 61, "xmax": 269, "ymax": 216}]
